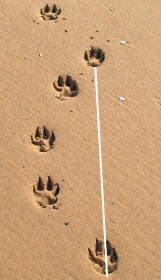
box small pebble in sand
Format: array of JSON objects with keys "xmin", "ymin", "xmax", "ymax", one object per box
[
  {"xmin": 39, "ymin": 53, "xmax": 43, "ymax": 57},
  {"xmin": 120, "ymin": 96, "xmax": 126, "ymax": 101},
  {"xmin": 64, "ymin": 222, "xmax": 69, "ymax": 226},
  {"xmin": 90, "ymin": 36, "xmax": 94, "ymax": 39},
  {"xmin": 64, "ymin": 29, "xmax": 68, "ymax": 32},
  {"xmin": 120, "ymin": 40, "xmax": 127, "ymax": 44}
]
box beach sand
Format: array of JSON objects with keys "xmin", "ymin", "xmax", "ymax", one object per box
[{"xmin": 0, "ymin": 0, "xmax": 161, "ymax": 279}]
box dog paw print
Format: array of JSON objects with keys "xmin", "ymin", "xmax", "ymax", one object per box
[
  {"xmin": 53, "ymin": 75, "xmax": 79, "ymax": 101},
  {"xmin": 84, "ymin": 47, "xmax": 105, "ymax": 67},
  {"xmin": 33, "ymin": 176, "xmax": 60, "ymax": 209},
  {"xmin": 40, "ymin": 4, "xmax": 61, "ymax": 20},
  {"xmin": 31, "ymin": 126, "xmax": 55, "ymax": 152},
  {"xmin": 88, "ymin": 239, "xmax": 118, "ymax": 274}
]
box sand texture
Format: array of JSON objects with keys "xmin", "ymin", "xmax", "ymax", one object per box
[{"xmin": 0, "ymin": 0, "xmax": 161, "ymax": 279}]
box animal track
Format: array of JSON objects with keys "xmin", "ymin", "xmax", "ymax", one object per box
[
  {"xmin": 40, "ymin": 4, "xmax": 61, "ymax": 20},
  {"xmin": 31, "ymin": 126, "xmax": 55, "ymax": 152},
  {"xmin": 84, "ymin": 47, "xmax": 105, "ymax": 67},
  {"xmin": 33, "ymin": 176, "xmax": 60, "ymax": 209},
  {"xmin": 53, "ymin": 75, "xmax": 79, "ymax": 100},
  {"xmin": 88, "ymin": 239, "xmax": 118, "ymax": 274}
]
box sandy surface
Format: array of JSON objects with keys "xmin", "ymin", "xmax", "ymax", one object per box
[{"xmin": 0, "ymin": 0, "xmax": 161, "ymax": 279}]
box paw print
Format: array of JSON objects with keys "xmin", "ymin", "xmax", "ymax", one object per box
[
  {"xmin": 88, "ymin": 239, "xmax": 118, "ymax": 274},
  {"xmin": 53, "ymin": 75, "xmax": 79, "ymax": 100},
  {"xmin": 40, "ymin": 4, "xmax": 61, "ymax": 20},
  {"xmin": 84, "ymin": 47, "xmax": 105, "ymax": 67},
  {"xmin": 31, "ymin": 126, "xmax": 55, "ymax": 152},
  {"xmin": 33, "ymin": 176, "xmax": 60, "ymax": 209}
]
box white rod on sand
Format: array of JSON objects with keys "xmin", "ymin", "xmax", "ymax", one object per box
[{"xmin": 94, "ymin": 67, "xmax": 108, "ymax": 278}]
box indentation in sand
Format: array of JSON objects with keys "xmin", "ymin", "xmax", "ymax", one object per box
[
  {"xmin": 88, "ymin": 238, "xmax": 118, "ymax": 274},
  {"xmin": 33, "ymin": 176, "xmax": 60, "ymax": 209},
  {"xmin": 40, "ymin": 4, "xmax": 61, "ymax": 21},
  {"xmin": 53, "ymin": 75, "xmax": 79, "ymax": 101},
  {"xmin": 31, "ymin": 126, "xmax": 55, "ymax": 152},
  {"xmin": 84, "ymin": 47, "xmax": 105, "ymax": 67}
]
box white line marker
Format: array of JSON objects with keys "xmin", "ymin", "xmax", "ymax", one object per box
[{"xmin": 94, "ymin": 67, "xmax": 108, "ymax": 278}]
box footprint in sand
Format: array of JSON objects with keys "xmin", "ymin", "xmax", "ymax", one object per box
[
  {"xmin": 31, "ymin": 126, "xmax": 55, "ymax": 152},
  {"xmin": 53, "ymin": 75, "xmax": 79, "ymax": 101},
  {"xmin": 40, "ymin": 3, "xmax": 61, "ymax": 21},
  {"xmin": 88, "ymin": 238, "xmax": 118, "ymax": 274},
  {"xmin": 33, "ymin": 176, "xmax": 60, "ymax": 209},
  {"xmin": 84, "ymin": 46, "xmax": 105, "ymax": 67}
]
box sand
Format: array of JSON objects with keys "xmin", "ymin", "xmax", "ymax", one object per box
[{"xmin": 0, "ymin": 0, "xmax": 161, "ymax": 279}]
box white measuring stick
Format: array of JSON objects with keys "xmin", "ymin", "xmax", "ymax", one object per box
[{"xmin": 94, "ymin": 67, "xmax": 108, "ymax": 278}]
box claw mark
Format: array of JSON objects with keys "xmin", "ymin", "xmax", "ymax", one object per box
[{"xmin": 37, "ymin": 176, "xmax": 44, "ymax": 191}]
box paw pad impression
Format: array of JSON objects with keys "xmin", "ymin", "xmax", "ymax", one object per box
[
  {"xmin": 31, "ymin": 126, "xmax": 55, "ymax": 152},
  {"xmin": 40, "ymin": 4, "xmax": 61, "ymax": 20},
  {"xmin": 53, "ymin": 75, "xmax": 79, "ymax": 100},
  {"xmin": 33, "ymin": 176, "xmax": 60, "ymax": 209},
  {"xmin": 84, "ymin": 47, "xmax": 105, "ymax": 67},
  {"xmin": 88, "ymin": 238, "xmax": 118, "ymax": 274}
]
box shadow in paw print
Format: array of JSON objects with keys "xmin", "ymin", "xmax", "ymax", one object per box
[
  {"xmin": 33, "ymin": 176, "xmax": 60, "ymax": 209},
  {"xmin": 31, "ymin": 126, "xmax": 55, "ymax": 152},
  {"xmin": 40, "ymin": 4, "xmax": 61, "ymax": 20},
  {"xmin": 88, "ymin": 238, "xmax": 118, "ymax": 274},
  {"xmin": 53, "ymin": 75, "xmax": 79, "ymax": 101},
  {"xmin": 84, "ymin": 47, "xmax": 105, "ymax": 67}
]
